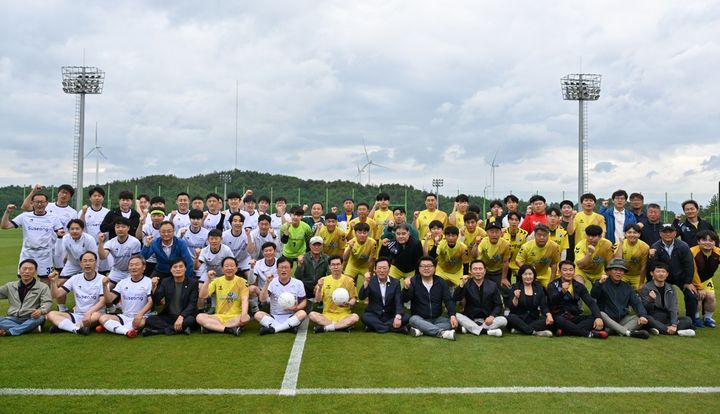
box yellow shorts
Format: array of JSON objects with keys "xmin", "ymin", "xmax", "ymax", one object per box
[
  {"xmin": 212, "ymin": 314, "xmax": 242, "ymax": 325},
  {"xmin": 622, "ymin": 274, "xmax": 643, "ymax": 290},
  {"xmin": 536, "ymin": 273, "xmax": 551, "ymax": 288},
  {"xmin": 324, "ymin": 312, "xmax": 353, "ymax": 323},
  {"xmin": 700, "ymin": 278, "xmax": 715, "ymax": 294},
  {"xmin": 436, "ymin": 268, "xmax": 461, "ymax": 287},
  {"xmin": 389, "ymin": 265, "xmax": 415, "ymax": 280}
]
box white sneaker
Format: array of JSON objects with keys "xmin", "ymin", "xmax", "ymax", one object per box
[
  {"xmin": 677, "ymin": 329, "xmax": 696, "ymax": 337},
  {"xmin": 36, "ymin": 325, "xmax": 42, "ymax": 334},
  {"xmin": 409, "ymin": 327, "xmax": 423, "ymax": 337},
  {"xmin": 487, "ymin": 328, "xmax": 503, "ymax": 337},
  {"xmin": 460, "ymin": 326, "xmax": 467, "ymax": 334},
  {"xmin": 532, "ymin": 330, "xmax": 553, "ymax": 337},
  {"xmin": 510, "ymin": 328, "xmax": 517, "ymax": 334},
  {"xmin": 649, "ymin": 328, "xmax": 660, "ymax": 336},
  {"xmin": 441, "ymin": 330, "xmax": 455, "ymax": 341}
]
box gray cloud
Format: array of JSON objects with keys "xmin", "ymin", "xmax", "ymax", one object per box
[{"xmin": 592, "ymin": 162, "xmax": 616, "ymax": 173}]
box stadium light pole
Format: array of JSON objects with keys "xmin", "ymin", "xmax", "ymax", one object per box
[
  {"xmin": 560, "ymin": 73, "xmax": 601, "ymax": 204},
  {"xmin": 220, "ymin": 173, "xmax": 232, "ymax": 210},
  {"xmin": 62, "ymin": 66, "xmax": 105, "ymax": 210},
  {"xmin": 432, "ymin": 178, "xmax": 444, "ymax": 209}
]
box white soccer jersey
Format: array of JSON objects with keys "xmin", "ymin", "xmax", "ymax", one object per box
[
  {"xmin": 111, "ymin": 276, "xmax": 152, "ymax": 318},
  {"xmin": 177, "ymin": 226, "xmax": 209, "ymax": 257},
  {"xmin": 252, "ymin": 257, "xmax": 277, "ymax": 289},
  {"xmin": 243, "ymin": 210, "xmax": 260, "ymax": 231},
  {"xmin": 47, "ymin": 203, "xmax": 78, "ymax": 268},
  {"xmin": 196, "ymin": 244, "xmax": 234, "ymax": 282},
  {"xmin": 222, "ymin": 229, "xmax": 251, "ymax": 269},
  {"xmin": 270, "ymin": 213, "xmax": 291, "ymax": 257},
  {"xmin": 11, "ymin": 211, "xmax": 63, "ymax": 275},
  {"xmin": 83, "ymin": 206, "xmax": 109, "ymax": 238},
  {"xmin": 203, "ymin": 211, "xmax": 223, "ymax": 231},
  {"xmin": 141, "ymin": 222, "xmax": 161, "ymax": 263},
  {"xmin": 249, "ymin": 229, "xmax": 280, "ymax": 260},
  {"xmin": 60, "ymin": 233, "xmax": 99, "ymax": 276},
  {"xmin": 267, "ymin": 277, "xmax": 306, "ymax": 322},
  {"xmin": 170, "ymin": 211, "xmax": 191, "ymax": 230},
  {"xmin": 104, "ymin": 236, "xmax": 142, "ymax": 282},
  {"xmin": 62, "ymin": 272, "xmax": 104, "ymax": 316}
]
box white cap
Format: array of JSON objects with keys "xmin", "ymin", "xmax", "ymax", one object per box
[{"xmin": 309, "ymin": 236, "xmax": 323, "ymax": 245}]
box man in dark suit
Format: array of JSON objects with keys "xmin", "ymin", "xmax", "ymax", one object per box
[
  {"xmin": 358, "ymin": 257, "xmax": 409, "ymax": 333},
  {"xmin": 144, "ymin": 258, "xmax": 199, "ymax": 336}
]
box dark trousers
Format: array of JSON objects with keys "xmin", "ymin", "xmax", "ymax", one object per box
[
  {"xmin": 144, "ymin": 262, "xmax": 157, "ymax": 277},
  {"xmin": 486, "ymin": 271, "xmax": 511, "ymax": 308},
  {"xmin": 678, "ymin": 285, "xmax": 698, "ymax": 318},
  {"xmin": 646, "ymin": 311, "xmax": 693, "ymax": 333},
  {"xmin": 507, "ymin": 314, "xmax": 550, "ymax": 335},
  {"xmin": 145, "ymin": 314, "xmax": 196, "ymax": 333},
  {"xmin": 554, "ymin": 314, "xmax": 595, "ymax": 337},
  {"xmin": 361, "ymin": 312, "xmax": 410, "ymax": 333}
]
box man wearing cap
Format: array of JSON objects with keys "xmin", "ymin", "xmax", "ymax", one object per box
[
  {"xmin": 515, "ymin": 224, "xmax": 561, "ymax": 288},
  {"xmin": 591, "ymin": 258, "xmax": 651, "ymax": 339},
  {"xmin": 649, "ymin": 224, "xmax": 698, "ymax": 326},
  {"xmin": 0, "ymin": 259, "xmax": 53, "ymax": 336},
  {"xmin": 295, "ymin": 236, "xmax": 330, "ymax": 300}
]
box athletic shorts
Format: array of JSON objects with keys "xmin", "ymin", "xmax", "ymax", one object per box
[
  {"xmin": 117, "ymin": 313, "xmax": 146, "ymax": 325},
  {"xmin": 701, "ymin": 278, "xmax": 715, "ymax": 294},
  {"xmin": 211, "ymin": 313, "xmax": 243, "ymax": 324},
  {"xmin": 323, "ymin": 312, "xmax": 353, "ymax": 323},
  {"xmin": 622, "ymin": 274, "xmax": 643, "ymax": 290},
  {"xmin": 20, "ymin": 253, "xmax": 53, "ymax": 277},
  {"xmin": 389, "ymin": 265, "xmax": 415, "ymax": 279},
  {"xmin": 60, "ymin": 263, "xmax": 82, "ymax": 278}
]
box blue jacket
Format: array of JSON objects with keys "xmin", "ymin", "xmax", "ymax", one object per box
[
  {"xmin": 141, "ymin": 236, "xmax": 194, "ymax": 278},
  {"xmin": 599, "ymin": 206, "xmax": 637, "ymax": 243}
]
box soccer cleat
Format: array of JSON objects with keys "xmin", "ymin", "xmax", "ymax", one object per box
[
  {"xmin": 510, "ymin": 328, "xmax": 518, "ymax": 334},
  {"xmin": 648, "ymin": 328, "xmax": 660, "ymax": 336},
  {"xmin": 313, "ymin": 325, "xmax": 326, "ymax": 334},
  {"xmin": 289, "ymin": 326, "xmax": 300, "ymax": 334},
  {"xmin": 630, "ymin": 330, "xmax": 650, "ymax": 339},
  {"xmin": 441, "ymin": 330, "xmax": 456, "ymax": 341},
  {"xmin": 704, "ymin": 318, "xmax": 716, "ymax": 328},
  {"xmin": 338, "ymin": 327, "xmax": 352, "ymax": 333},
  {"xmin": 95, "ymin": 325, "xmax": 106, "ymax": 333},
  {"xmin": 76, "ymin": 326, "xmax": 91, "ymax": 336},
  {"xmin": 183, "ymin": 327, "xmax": 192, "ymax": 335},
  {"xmin": 555, "ymin": 328, "xmax": 564, "ymax": 337},
  {"xmin": 677, "ymin": 329, "xmax": 696, "ymax": 337},
  {"xmin": 590, "ymin": 330, "xmax": 608, "ymax": 339},
  {"xmin": 126, "ymin": 329, "xmax": 138, "ymax": 339},
  {"xmin": 408, "ymin": 327, "xmax": 423, "ymax": 337},
  {"xmin": 259, "ymin": 326, "xmax": 275, "ymax": 336},
  {"xmin": 486, "ymin": 329, "xmax": 503, "ymax": 337},
  {"xmin": 49, "ymin": 326, "xmax": 62, "ymax": 334},
  {"xmin": 35, "ymin": 325, "xmax": 42, "ymax": 334},
  {"xmin": 142, "ymin": 328, "xmax": 159, "ymax": 337},
  {"xmin": 231, "ymin": 327, "xmax": 242, "ymax": 336},
  {"xmin": 532, "ymin": 330, "xmax": 553, "ymax": 337},
  {"xmin": 693, "ymin": 318, "xmax": 704, "ymax": 328}
]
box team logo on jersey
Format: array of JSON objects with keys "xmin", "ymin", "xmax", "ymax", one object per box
[
  {"xmin": 538, "ymin": 257, "xmax": 551, "ymax": 265},
  {"xmin": 630, "ymin": 257, "xmax": 640, "ymax": 264},
  {"xmin": 592, "ymin": 256, "xmax": 603, "ymax": 263},
  {"xmin": 225, "ymin": 291, "xmax": 238, "ymax": 303}
]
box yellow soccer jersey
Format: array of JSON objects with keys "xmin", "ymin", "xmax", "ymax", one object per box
[
  {"xmin": 516, "ymin": 239, "xmax": 561, "ymax": 286},
  {"xmin": 320, "ymin": 275, "xmax": 357, "ymax": 320},
  {"xmin": 436, "ymin": 240, "xmax": 467, "ymax": 286},
  {"xmin": 319, "ymin": 226, "xmax": 346, "ymax": 257},
  {"xmin": 461, "ymin": 226, "xmax": 488, "ymax": 264},
  {"xmin": 208, "ymin": 276, "xmax": 249, "ymax": 316},
  {"xmin": 344, "ymin": 237, "xmax": 378, "ymax": 277},
  {"xmin": 690, "ymin": 245, "xmax": 720, "ymax": 291},
  {"xmin": 450, "ymin": 211, "xmax": 466, "ymax": 228},
  {"xmin": 346, "ymin": 217, "xmax": 379, "ymax": 241},
  {"xmin": 573, "ymin": 212, "xmax": 606, "ymax": 243},
  {"xmin": 416, "ymin": 209, "xmax": 448, "ymax": 240},
  {"xmin": 372, "ymin": 209, "xmax": 394, "ymax": 237},
  {"xmin": 617, "ymin": 239, "xmax": 649, "ymax": 277},
  {"xmin": 502, "ymin": 228, "xmax": 529, "ymax": 271},
  {"xmin": 475, "ymin": 237, "xmax": 511, "ymax": 273},
  {"xmin": 574, "ymin": 238, "xmax": 615, "ymax": 281},
  {"xmin": 548, "ymin": 226, "xmax": 569, "ymax": 250}
]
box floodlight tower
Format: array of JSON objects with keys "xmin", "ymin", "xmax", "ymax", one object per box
[
  {"xmin": 432, "ymin": 178, "xmax": 444, "ymax": 209},
  {"xmin": 220, "ymin": 173, "xmax": 232, "ymax": 209},
  {"xmin": 561, "ymin": 73, "xmax": 601, "ymax": 203},
  {"xmin": 62, "ymin": 66, "xmax": 105, "ymax": 210}
]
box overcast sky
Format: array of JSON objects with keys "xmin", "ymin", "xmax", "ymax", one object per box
[{"xmin": 1, "ymin": 1, "xmax": 718, "ymax": 205}]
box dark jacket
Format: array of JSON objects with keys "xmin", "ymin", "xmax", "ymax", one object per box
[
  {"xmin": 141, "ymin": 237, "xmax": 194, "ymax": 278},
  {"xmin": 294, "ymin": 252, "xmax": 329, "ymax": 296},
  {"xmin": 508, "ymin": 282, "xmax": 549, "ymax": 320},
  {"xmin": 591, "ymin": 279, "xmax": 647, "ymax": 321},
  {"xmin": 379, "ymin": 237, "xmax": 423, "ymax": 273},
  {"xmin": 640, "ymin": 221, "xmax": 663, "ymax": 247},
  {"xmin": 649, "ymin": 239, "xmax": 694, "ymax": 286},
  {"xmin": 152, "ymin": 276, "xmax": 199, "ymax": 318},
  {"xmin": 452, "ymin": 277, "xmax": 502, "ymax": 320},
  {"xmin": 673, "ymin": 218, "xmax": 717, "ymax": 247},
  {"xmin": 359, "ymin": 276, "xmax": 403, "ymax": 318},
  {"xmin": 100, "ymin": 208, "xmax": 141, "ymax": 239},
  {"xmin": 639, "ymin": 281, "xmax": 680, "ymax": 326},
  {"xmin": 547, "ymin": 278, "xmax": 601, "ymax": 318},
  {"xmin": 402, "ymin": 275, "xmax": 456, "ymax": 319}
]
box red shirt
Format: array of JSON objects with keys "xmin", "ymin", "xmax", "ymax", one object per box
[{"xmin": 520, "ymin": 213, "xmax": 547, "ymax": 233}]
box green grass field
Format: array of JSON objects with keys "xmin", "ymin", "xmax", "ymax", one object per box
[{"xmin": 1, "ymin": 229, "xmax": 719, "ymax": 413}]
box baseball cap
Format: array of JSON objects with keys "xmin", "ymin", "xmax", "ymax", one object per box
[{"xmin": 309, "ymin": 236, "xmax": 323, "ymax": 245}]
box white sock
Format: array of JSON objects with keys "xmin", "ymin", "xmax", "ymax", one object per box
[
  {"xmin": 103, "ymin": 319, "xmax": 130, "ymax": 335},
  {"xmin": 260, "ymin": 315, "xmax": 275, "ymax": 328},
  {"xmin": 325, "ymin": 324, "xmax": 336, "ymax": 332},
  {"xmin": 58, "ymin": 319, "xmax": 78, "ymax": 333},
  {"xmin": 704, "ymin": 312, "xmax": 714, "ymax": 320},
  {"xmin": 58, "ymin": 304, "xmax": 68, "ymax": 312},
  {"xmin": 625, "ymin": 330, "xmax": 631, "ymax": 336},
  {"xmin": 274, "ymin": 316, "xmax": 301, "ymax": 333}
]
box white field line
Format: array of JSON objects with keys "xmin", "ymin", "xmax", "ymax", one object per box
[
  {"xmin": 1, "ymin": 387, "xmax": 719, "ymax": 396},
  {"xmin": 279, "ymin": 318, "xmax": 309, "ymax": 396}
]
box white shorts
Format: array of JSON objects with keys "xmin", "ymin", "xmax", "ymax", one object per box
[
  {"xmin": 53, "ymin": 238, "xmax": 65, "ymax": 269},
  {"xmin": 117, "ymin": 313, "xmax": 146, "ymax": 325},
  {"xmin": 109, "ymin": 269, "xmax": 130, "ymax": 283},
  {"xmin": 60, "ymin": 262, "xmax": 82, "ymax": 278},
  {"xmin": 20, "ymin": 252, "xmax": 54, "ymax": 277}
]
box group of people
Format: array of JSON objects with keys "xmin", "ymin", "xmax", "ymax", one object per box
[{"xmin": 0, "ymin": 184, "xmax": 717, "ymax": 342}]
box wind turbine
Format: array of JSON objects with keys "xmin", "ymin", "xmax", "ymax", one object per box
[
  {"xmin": 85, "ymin": 122, "xmax": 107, "ymax": 185},
  {"xmin": 487, "ymin": 151, "xmax": 499, "ymax": 199},
  {"xmin": 359, "ymin": 138, "xmax": 389, "ymax": 185},
  {"xmin": 355, "ymin": 161, "xmax": 366, "ymax": 184}
]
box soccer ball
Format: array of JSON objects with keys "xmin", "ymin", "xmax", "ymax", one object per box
[
  {"xmin": 331, "ymin": 288, "xmax": 350, "ymax": 305},
  {"xmin": 277, "ymin": 292, "xmax": 297, "ymax": 310}
]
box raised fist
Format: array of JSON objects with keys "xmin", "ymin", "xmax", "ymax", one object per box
[
  {"xmin": 364, "ymin": 272, "xmax": 372, "ymax": 283},
  {"xmin": 82, "ymin": 205, "xmax": 89, "ymax": 213},
  {"xmin": 102, "ymin": 276, "xmax": 110, "ymax": 286},
  {"xmin": 33, "ymin": 184, "xmax": 43, "ymax": 192},
  {"xmin": 648, "ymin": 290, "xmax": 656, "ymax": 300},
  {"xmin": 207, "ymin": 270, "xmax": 216, "ymax": 280},
  {"xmin": 194, "ymin": 248, "xmax": 201, "ymax": 257},
  {"xmin": 97, "ymin": 233, "xmax": 105, "ymax": 243},
  {"xmin": 6, "ymin": 204, "xmax": 16, "ymax": 213},
  {"xmin": 514, "ymin": 289, "xmax": 521, "ymax": 298},
  {"xmin": 413, "ymin": 211, "xmax": 420, "ymax": 219}
]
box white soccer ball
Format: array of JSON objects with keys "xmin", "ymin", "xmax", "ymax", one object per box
[
  {"xmin": 277, "ymin": 292, "xmax": 297, "ymax": 310},
  {"xmin": 331, "ymin": 287, "xmax": 350, "ymax": 305}
]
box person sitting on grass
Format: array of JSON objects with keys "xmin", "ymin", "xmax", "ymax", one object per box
[
  {"xmin": 507, "ymin": 264, "xmax": 553, "ymax": 337},
  {"xmin": 591, "ymin": 258, "xmax": 651, "ymax": 339},
  {"xmin": 96, "ymin": 255, "xmax": 153, "ymax": 338},
  {"xmin": 639, "ymin": 262, "xmax": 696, "ymax": 337},
  {"xmin": 144, "ymin": 258, "xmax": 198, "ymax": 336},
  {"xmin": 255, "ymin": 257, "xmax": 307, "ymax": 335},
  {"xmin": 196, "ymin": 257, "xmax": 251, "ymax": 336},
  {"xmin": 309, "ymin": 255, "xmax": 359, "ymax": 333},
  {"xmin": 452, "ymin": 259, "xmax": 507, "ymax": 337},
  {"xmin": 403, "ymin": 256, "xmax": 458, "ymax": 341},
  {"xmin": 46, "ymin": 251, "xmax": 105, "ymax": 335},
  {"xmin": 547, "ymin": 261, "xmax": 607, "ymax": 339},
  {"xmin": 359, "ymin": 257, "xmax": 409, "ymax": 334},
  {"xmin": 0, "ymin": 259, "xmax": 52, "ymax": 337}
]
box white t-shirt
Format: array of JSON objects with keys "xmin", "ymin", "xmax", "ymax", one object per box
[
  {"xmin": 243, "ymin": 210, "xmax": 260, "ymax": 231},
  {"xmin": 62, "ymin": 272, "xmax": 104, "ymax": 316},
  {"xmin": 203, "ymin": 211, "xmax": 223, "ymax": 231},
  {"xmin": 177, "ymin": 226, "xmax": 209, "ymax": 258},
  {"xmin": 252, "ymin": 257, "xmax": 277, "ymax": 289},
  {"xmin": 222, "ymin": 229, "xmax": 250, "ymax": 269},
  {"xmin": 47, "ymin": 203, "xmax": 78, "ymax": 268},
  {"xmin": 12, "ymin": 211, "xmax": 62, "ymax": 258},
  {"xmin": 60, "ymin": 233, "xmax": 99, "ymax": 276},
  {"xmin": 267, "ymin": 277, "xmax": 306, "ymax": 322},
  {"xmin": 83, "ymin": 206, "xmax": 109, "ymax": 238},
  {"xmin": 196, "ymin": 244, "xmax": 234, "ymax": 283},
  {"xmin": 249, "ymin": 228, "xmax": 280, "ymax": 260},
  {"xmin": 111, "ymin": 276, "xmax": 152, "ymax": 317},
  {"xmin": 170, "ymin": 210, "xmax": 191, "ymax": 230},
  {"xmin": 104, "ymin": 236, "xmax": 142, "ymax": 282}
]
